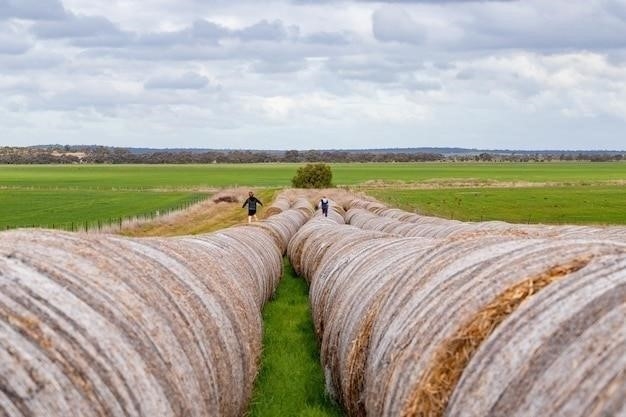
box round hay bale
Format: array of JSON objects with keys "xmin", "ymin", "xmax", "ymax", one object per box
[
  {"xmin": 312, "ymin": 237, "xmax": 437, "ymax": 414},
  {"xmin": 291, "ymin": 197, "xmax": 315, "ymax": 216},
  {"xmin": 265, "ymin": 196, "xmax": 292, "ymax": 217},
  {"xmin": 0, "ymin": 203, "xmax": 305, "ymax": 417},
  {"xmin": 0, "ymin": 230, "xmax": 258, "ymax": 416},
  {"xmin": 447, "ymin": 254, "xmax": 626, "ymax": 417},
  {"xmin": 346, "ymin": 198, "xmax": 626, "ymax": 242},
  {"xmin": 289, "ymin": 207, "xmax": 626, "ymax": 417},
  {"xmin": 363, "ymin": 239, "xmax": 626, "ymax": 416}
]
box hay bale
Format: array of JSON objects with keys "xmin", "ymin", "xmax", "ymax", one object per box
[
  {"xmin": 363, "ymin": 239, "xmax": 625, "ymax": 416},
  {"xmin": 289, "ymin": 207, "xmax": 626, "ymax": 417},
  {"xmin": 446, "ymin": 255, "xmax": 626, "ymax": 417},
  {"xmin": 211, "ymin": 189, "xmax": 242, "ymax": 204},
  {"xmin": 0, "ymin": 230, "xmax": 256, "ymax": 416},
  {"xmin": 346, "ymin": 198, "xmax": 626, "ymax": 242},
  {"xmin": 291, "ymin": 197, "xmax": 315, "ymax": 216},
  {"xmin": 311, "ymin": 237, "xmax": 437, "ymax": 414},
  {"xmin": 0, "ymin": 204, "xmax": 310, "ymax": 417},
  {"xmin": 265, "ymin": 196, "xmax": 292, "ymax": 217}
]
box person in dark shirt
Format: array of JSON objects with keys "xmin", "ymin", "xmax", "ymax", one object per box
[
  {"xmin": 242, "ymin": 191, "xmax": 263, "ymax": 223},
  {"xmin": 320, "ymin": 196, "xmax": 329, "ymax": 217}
]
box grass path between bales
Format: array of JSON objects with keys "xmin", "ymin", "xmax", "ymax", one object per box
[{"xmin": 248, "ymin": 258, "xmax": 344, "ymax": 417}]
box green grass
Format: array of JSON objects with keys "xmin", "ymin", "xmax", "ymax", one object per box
[
  {"xmin": 1, "ymin": 162, "xmax": 625, "ymax": 189},
  {"xmin": 0, "ymin": 189, "xmax": 206, "ymax": 230},
  {"xmin": 1, "ymin": 162, "xmax": 625, "ymax": 229},
  {"xmin": 249, "ymin": 258, "xmax": 344, "ymax": 417},
  {"xmin": 369, "ymin": 186, "xmax": 626, "ymax": 225}
]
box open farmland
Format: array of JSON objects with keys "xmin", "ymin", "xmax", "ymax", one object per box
[
  {"xmin": 1, "ymin": 162, "xmax": 626, "ymax": 230},
  {"xmin": 1, "ymin": 188, "xmax": 625, "ymax": 417},
  {"xmin": 1, "ymin": 162, "xmax": 626, "ymax": 190},
  {"xmin": 369, "ymin": 185, "xmax": 626, "ymax": 225},
  {"xmin": 0, "ymin": 189, "xmax": 206, "ymax": 231}
]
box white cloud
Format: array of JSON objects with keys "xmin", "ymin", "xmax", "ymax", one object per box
[
  {"xmin": 0, "ymin": 0, "xmax": 625, "ymax": 150},
  {"xmin": 372, "ymin": 6, "xmax": 426, "ymax": 44},
  {"xmin": 144, "ymin": 72, "xmax": 214, "ymax": 90},
  {"xmin": 0, "ymin": 0, "xmax": 66, "ymax": 21}
]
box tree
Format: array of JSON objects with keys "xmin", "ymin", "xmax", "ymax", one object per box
[{"xmin": 291, "ymin": 163, "xmax": 333, "ymax": 188}]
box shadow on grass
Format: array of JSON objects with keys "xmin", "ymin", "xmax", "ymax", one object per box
[{"xmin": 248, "ymin": 258, "xmax": 344, "ymax": 417}]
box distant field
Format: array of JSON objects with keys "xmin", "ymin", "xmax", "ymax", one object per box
[
  {"xmin": 1, "ymin": 162, "xmax": 625, "ymax": 189},
  {"xmin": 1, "ymin": 162, "xmax": 625, "ymax": 228},
  {"xmin": 368, "ymin": 186, "xmax": 626, "ymax": 225},
  {"xmin": 0, "ymin": 189, "xmax": 206, "ymax": 231}
]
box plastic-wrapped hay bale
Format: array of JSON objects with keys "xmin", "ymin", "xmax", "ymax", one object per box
[
  {"xmin": 447, "ymin": 254, "xmax": 626, "ymax": 417},
  {"xmin": 363, "ymin": 238, "xmax": 626, "ymax": 417},
  {"xmin": 0, "ymin": 215, "xmax": 293, "ymax": 417}
]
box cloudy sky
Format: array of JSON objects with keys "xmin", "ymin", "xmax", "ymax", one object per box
[{"xmin": 1, "ymin": 0, "xmax": 626, "ymax": 150}]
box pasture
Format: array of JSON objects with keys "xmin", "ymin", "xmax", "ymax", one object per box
[
  {"xmin": 1, "ymin": 162, "xmax": 625, "ymax": 229},
  {"xmin": 369, "ymin": 186, "xmax": 626, "ymax": 225},
  {"xmin": 1, "ymin": 162, "xmax": 626, "ymax": 190},
  {"xmin": 0, "ymin": 189, "xmax": 206, "ymax": 231}
]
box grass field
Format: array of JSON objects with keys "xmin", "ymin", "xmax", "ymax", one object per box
[
  {"xmin": 368, "ymin": 186, "xmax": 626, "ymax": 225},
  {"xmin": 0, "ymin": 189, "xmax": 206, "ymax": 230},
  {"xmin": 1, "ymin": 162, "xmax": 624, "ymax": 416},
  {"xmin": 249, "ymin": 259, "xmax": 344, "ymax": 417},
  {"xmin": 1, "ymin": 162, "xmax": 625, "ymax": 229},
  {"xmin": 1, "ymin": 162, "xmax": 625, "ymax": 189}
]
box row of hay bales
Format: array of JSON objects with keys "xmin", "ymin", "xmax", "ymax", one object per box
[
  {"xmin": 288, "ymin": 201, "xmax": 626, "ymax": 417},
  {"xmin": 347, "ymin": 199, "xmax": 626, "ymax": 241},
  {"xmin": 0, "ymin": 201, "xmax": 312, "ymax": 417}
]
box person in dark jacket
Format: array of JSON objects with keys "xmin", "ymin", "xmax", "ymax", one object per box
[
  {"xmin": 320, "ymin": 196, "xmax": 329, "ymax": 217},
  {"xmin": 242, "ymin": 191, "xmax": 263, "ymax": 223}
]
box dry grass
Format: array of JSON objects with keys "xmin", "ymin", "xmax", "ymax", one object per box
[
  {"xmin": 402, "ymin": 257, "xmax": 592, "ymax": 417},
  {"xmin": 357, "ymin": 178, "xmax": 626, "ymax": 190},
  {"xmin": 119, "ymin": 188, "xmax": 277, "ymax": 237}
]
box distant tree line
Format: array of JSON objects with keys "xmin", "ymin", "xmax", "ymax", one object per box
[
  {"xmin": 0, "ymin": 145, "xmax": 623, "ymax": 164},
  {"xmin": 453, "ymin": 152, "xmax": 624, "ymax": 163}
]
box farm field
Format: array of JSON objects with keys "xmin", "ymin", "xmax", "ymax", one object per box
[
  {"xmin": 1, "ymin": 180, "xmax": 625, "ymax": 416},
  {"xmin": 368, "ymin": 185, "xmax": 626, "ymax": 225},
  {"xmin": 0, "ymin": 189, "xmax": 206, "ymax": 230},
  {"xmin": 1, "ymin": 162, "xmax": 625, "ymax": 229},
  {"xmin": 1, "ymin": 162, "xmax": 626, "ymax": 190}
]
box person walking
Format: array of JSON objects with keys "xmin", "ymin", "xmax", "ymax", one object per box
[
  {"xmin": 242, "ymin": 191, "xmax": 263, "ymax": 223},
  {"xmin": 320, "ymin": 196, "xmax": 329, "ymax": 217}
]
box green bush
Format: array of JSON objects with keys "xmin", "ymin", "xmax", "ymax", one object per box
[{"xmin": 291, "ymin": 163, "xmax": 333, "ymax": 188}]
